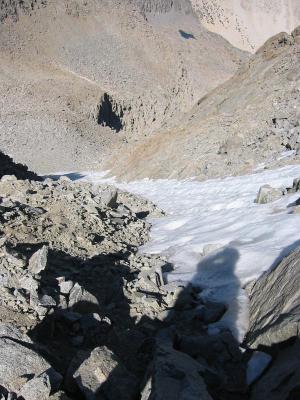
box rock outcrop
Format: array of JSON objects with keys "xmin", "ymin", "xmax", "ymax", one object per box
[
  {"xmin": 245, "ymin": 247, "xmax": 300, "ymax": 349},
  {"xmin": 244, "ymin": 246, "xmax": 300, "ymax": 400}
]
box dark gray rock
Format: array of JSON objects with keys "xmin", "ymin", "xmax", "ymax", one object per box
[
  {"xmin": 245, "ymin": 247, "xmax": 300, "ymax": 348},
  {"xmin": 197, "ymin": 301, "xmax": 226, "ymax": 323},
  {"xmin": 250, "ymin": 339, "xmax": 300, "ymax": 400},
  {"xmin": 142, "ymin": 331, "xmax": 212, "ymax": 400},
  {"xmin": 293, "ymin": 177, "xmax": 300, "ymax": 192},
  {"xmin": 69, "ymin": 346, "xmax": 138, "ymax": 400},
  {"xmin": 0, "ymin": 325, "xmax": 61, "ymax": 393}
]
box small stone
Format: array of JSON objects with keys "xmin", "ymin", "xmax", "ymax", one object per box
[
  {"xmin": 293, "ymin": 177, "xmax": 300, "ymax": 192},
  {"xmin": 18, "ymin": 372, "xmax": 51, "ymax": 400},
  {"xmin": 255, "ymin": 185, "xmax": 283, "ymax": 204},
  {"xmin": 38, "ymin": 294, "xmax": 57, "ymax": 307},
  {"xmin": 59, "ymin": 280, "xmax": 74, "ymax": 294},
  {"xmin": 28, "ymin": 246, "xmax": 48, "ymax": 275}
]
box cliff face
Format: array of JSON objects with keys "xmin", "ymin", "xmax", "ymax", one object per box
[{"xmin": 191, "ymin": 0, "xmax": 300, "ymax": 51}]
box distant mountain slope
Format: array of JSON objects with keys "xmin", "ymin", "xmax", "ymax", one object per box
[
  {"xmin": 109, "ymin": 28, "xmax": 300, "ymax": 180},
  {"xmin": 0, "ymin": 0, "xmax": 245, "ymax": 172},
  {"xmin": 191, "ymin": 0, "xmax": 300, "ymax": 51}
]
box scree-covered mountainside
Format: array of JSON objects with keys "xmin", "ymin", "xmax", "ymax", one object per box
[{"xmin": 1, "ymin": 1, "xmax": 300, "ymax": 400}]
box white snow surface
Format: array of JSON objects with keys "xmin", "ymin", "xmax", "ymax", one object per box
[{"xmin": 60, "ymin": 165, "xmax": 300, "ymax": 342}]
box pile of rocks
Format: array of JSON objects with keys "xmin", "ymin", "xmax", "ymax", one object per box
[
  {"xmin": 0, "ymin": 161, "xmax": 255, "ymax": 399},
  {"xmin": 2, "ymin": 153, "xmax": 298, "ymax": 400}
]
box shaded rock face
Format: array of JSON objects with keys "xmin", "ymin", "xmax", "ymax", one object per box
[
  {"xmin": 0, "ymin": 151, "xmax": 41, "ymax": 181},
  {"xmin": 97, "ymin": 93, "xmax": 124, "ymax": 133}
]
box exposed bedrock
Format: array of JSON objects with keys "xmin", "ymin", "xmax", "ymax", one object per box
[{"xmin": 244, "ymin": 245, "xmax": 300, "ymax": 400}]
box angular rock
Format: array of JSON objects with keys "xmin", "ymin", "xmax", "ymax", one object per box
[
  {"xmin": 58, "ymin": 280, "xmax": 74, "ymax": 295},
  {"xmin": 68, "ymin": 283, "xmax": 99, "ymax": 313},
  {"xmin": 0, "ymin": 323, "xmax": 32, "ymax": 343},
  {"xmin": 18, "ymin": 372, "xmax": 51, "ymax": 400},
  {"xmin": 49, "ymin": 392, "xmax": 72, "ymax": 400},
  {"xmin": 0, "ymin": 325, "xmax": 61, "ymax": 393},
  {"xmin": 250, "ymin": 339, "xmax": 300, "ymax": 400},
  {"xmin": 293, "ymin": 177, "xmax": 300, "ymax": 192},
  {"xmin": 28, "ymin": 246, "xmax": 48, "ymax": 275},
  {"xmin": 245, "ymin": 247, "xmax": 300, "ymax": 348},
  {"xmin": 255, "ymin": 185, "xmax": 283, "ymax": 204},
  {"xmin": 70, "ymin": 346, "xmax": 138, "ymax": 400},
  {"xmin": 143, "ymin": 331, "xmax": 212, "ymax": 400},
  {"xmin": 92, "ymin": 185, "xmax": 118, "ymax": 209}
]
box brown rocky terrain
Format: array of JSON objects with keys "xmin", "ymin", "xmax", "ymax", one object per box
[
  {"xmin": 1, "ymin": 1, "xmax": 300, "ymax": 399},
  {"xmin": 111, "ymin": 27, "xmax": 300, "ymax": 180},
  {"xmin": 0, "ymin": 0, "xmax": 245, "ymax": 174}
]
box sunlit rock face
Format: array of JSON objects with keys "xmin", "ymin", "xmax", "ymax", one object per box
[{"xmin": 191, "ymin": 0, "xmax": 300, "ymax": 51}]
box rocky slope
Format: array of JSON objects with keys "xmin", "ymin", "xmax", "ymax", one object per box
[
  {"xmin": 1, "ymin": 152, "xmax": 300, "ymax": 399},
  {"xmin": 0, "ymin": 154, "xmax": 255, "ymax": 400},
  {"xmin": 111, "ymin": 27, "xmax": 300, "ymax": 180},
  {"xmin": 191, "ymin": 0, "xmax": 300, "ymax": 51},
  {"xmin": 0, "ymin": 0, "xmax": 245, "ymax": 173}
]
